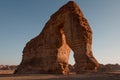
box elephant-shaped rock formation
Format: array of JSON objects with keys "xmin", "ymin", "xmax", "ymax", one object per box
[{"xmin": 15, "ymin": 1, "xmax": 99, "ymax": 74}]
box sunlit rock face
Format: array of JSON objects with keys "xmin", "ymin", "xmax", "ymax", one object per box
[{"xmin": 14, "ymin": 1, "xmax": 99, "ymax": 74}]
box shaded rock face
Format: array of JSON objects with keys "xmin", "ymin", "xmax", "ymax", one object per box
[{"xmin": 15, "ymin": 1, "xmax": 99, "ymax": 74}]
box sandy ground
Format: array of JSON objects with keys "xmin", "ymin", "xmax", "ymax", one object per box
[
  {"xmin": 0, "ymin": 70, "xmax": 119, "ymax": 80},
  {"xmin": 0, "ymin": 70, "xmax": 15, "ymax": 74}
]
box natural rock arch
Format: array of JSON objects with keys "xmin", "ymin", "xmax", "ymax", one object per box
[{"xmin": 15, "ymin": 1, "xmax": 99, "ymax": 74}]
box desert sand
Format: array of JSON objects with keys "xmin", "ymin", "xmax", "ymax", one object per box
[{"xmin": 0, "ymin": 70, "xmax": 119, "ymax": 80}]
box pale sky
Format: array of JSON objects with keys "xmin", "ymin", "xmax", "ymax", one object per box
[{"xmin": 0, "ymin": 0, "xmax": 120, "ymax": 65}]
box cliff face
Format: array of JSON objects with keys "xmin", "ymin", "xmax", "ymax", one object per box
[{"xmin": 15, "ymin": 1, "xmax": 99, "ymax": 74}]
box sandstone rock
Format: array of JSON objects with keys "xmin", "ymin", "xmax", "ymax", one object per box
[
  {"xmin": 15, "ymin": 1, "xmax": 99, "ymax": 74},
  {"xmin": 68, "ymin": 64, "xmax": 75, "ymax": 72}
]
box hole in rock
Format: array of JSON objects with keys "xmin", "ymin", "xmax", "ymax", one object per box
[{"xmin": 68, "ymin": 50, "xmax": 75, "ymax": 65}]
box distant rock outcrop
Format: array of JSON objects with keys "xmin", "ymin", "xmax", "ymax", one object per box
[
  {"xmin": 0, "ymin": 65, "xmax": 17, "ymax": 70},
  {"xmin": 15, "ymin": 1, "xmax": 99, "ymax": 74},
  {"xmin": 98, "ymin": 64, "xmax": 120, "ymax": 72},
  {"xmin": 68, "ymin": 64, "xmax": 75, "ymax": 72}
]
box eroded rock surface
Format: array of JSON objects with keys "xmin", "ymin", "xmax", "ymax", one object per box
[{"xmin": 15, "ymin": 1, "xmax": 99, "ymax": 74}]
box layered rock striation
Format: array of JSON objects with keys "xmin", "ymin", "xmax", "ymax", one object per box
[{"xmin": 15, "ymin": 1, "xmax": 99, "ymax": 74}]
